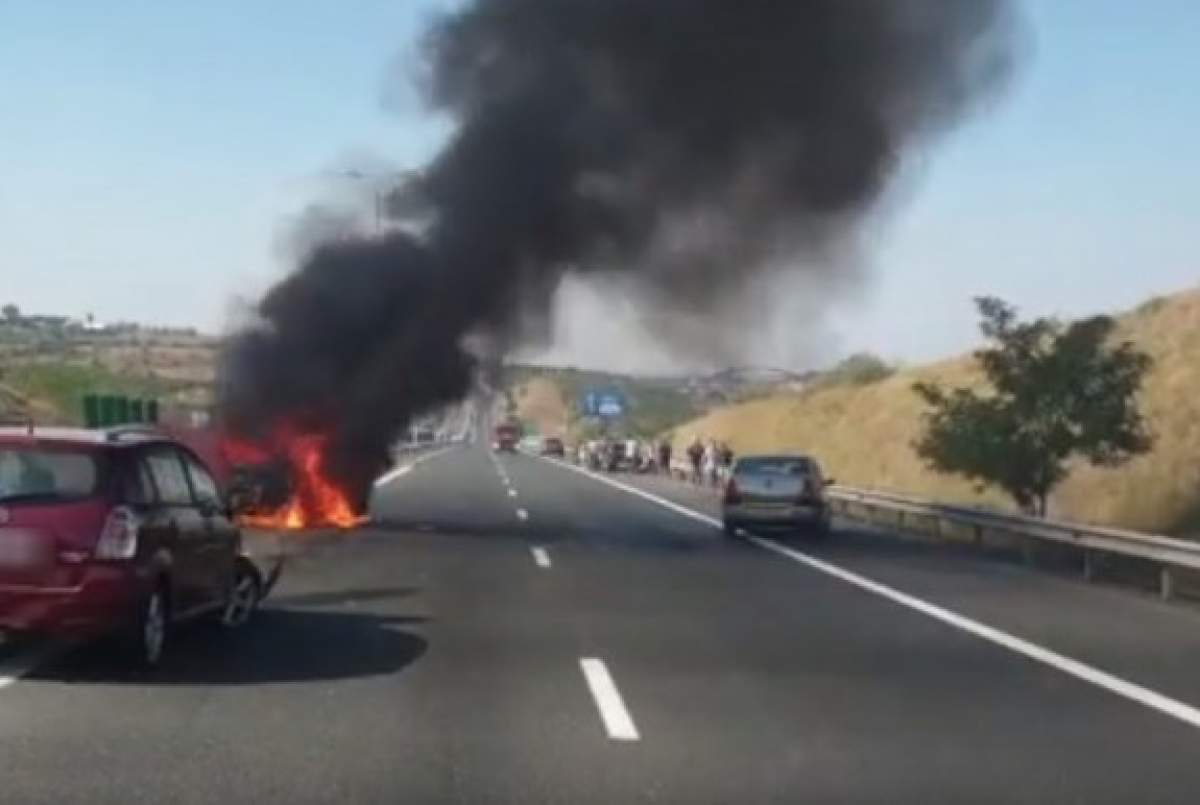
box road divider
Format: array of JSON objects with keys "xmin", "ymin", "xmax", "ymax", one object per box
[
  {"xmin": 544, "ymin": 455, "xmax": 1200, "ymax": 732},
  {"xmin": 580, "ymin": 658, "xmax": 640, "ymax": 742}
]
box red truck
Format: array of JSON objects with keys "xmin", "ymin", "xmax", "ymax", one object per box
[{"xmin": 493, "ymin": 422, "xmax": 519, "ymax": 452}]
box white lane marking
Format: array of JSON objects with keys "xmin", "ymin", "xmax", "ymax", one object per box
[
  {"xmin": 373, "ymin": 445, "xmax": 458, "ymax": 488},
  {"xmin": 508, "ymin": 488, "xmax": 518, "ymax": 498},
  {"xmin": 544, "ymin": 456, "xmax": 1200, "ymax": 732},
  {"xmin": 516, "ymin": 508, "xmax": 529, "ymax": 522},
  {"xmin": 373, "ymin": 465, "xmax": 411, "ymax": 487},
  {"xmin": 580, "ymin": 658, "xmax": 640, "ymax": 741},
  {"xmin": 531, "ymin": 546, "xmax": 551, "ymax": 568},
  {"xmin": 550, "ymin": 459, "xmax": 720, "ymax": 527}
]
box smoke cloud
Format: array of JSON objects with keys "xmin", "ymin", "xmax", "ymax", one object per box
[{"xmin": 219, "ymin": 0, "xmax": 1017, "ymax": 503}]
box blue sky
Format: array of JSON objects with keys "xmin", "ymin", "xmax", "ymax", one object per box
[{"xmin": 1, "ymin": 1, "xmax": 1197, "ymax": 368}]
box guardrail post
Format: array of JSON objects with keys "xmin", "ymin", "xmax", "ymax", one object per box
[
  {"xmin": 1160, "ymin": 566, "xmax": 1175, "ymax": 601},
  {"xmin": 1082, "ymin": 550, "xmax": 1095, "ymax": 583}
]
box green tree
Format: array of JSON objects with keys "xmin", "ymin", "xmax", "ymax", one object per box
[
  {"xmin": 825, "ymin": 352, "xmax": 895, "ymax": 386},
  {"xmin": 913, "ymin": 297, "xmax": 1153, "ymax": 517},
  {"xmin": 2, "ymin": 304, "xmax": 19, "ymax": 323}
]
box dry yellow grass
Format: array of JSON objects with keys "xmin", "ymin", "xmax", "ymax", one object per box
[
  {"xmin": 514, "ymin": 376, "xmax": 571, "ymax": 438},
  {"xmin": 674, "ymin": 287, "xmax": 1200, "ymax": 535}
]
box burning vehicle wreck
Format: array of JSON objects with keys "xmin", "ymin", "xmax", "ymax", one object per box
[{"xmin": 221, "ymin": 427, "xmax": 371, "ymax": 531}]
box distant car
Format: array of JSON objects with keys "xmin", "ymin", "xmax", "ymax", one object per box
[
  {"xmin": 493, "ymin": 424, "xmax": 519, "ymax": 452},
  {"xmin": 540, "ymin": 436, "xmax": 565, "ymax": 457},
  {"xmin": 0, "ymin": 426, "xmax": 265, "ymax": 667},
  {"xmin": 721, "ymin": 454, "xmax": 833, "ymax": 537},
  {"xmin": 604, "ymin": 440, "xmax": 627, "ymax": 472}
]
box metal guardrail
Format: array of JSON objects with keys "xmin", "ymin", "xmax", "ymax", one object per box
[{"xmin": 827, "ymin": 486, "xmax": 1200, "ymax": 601}]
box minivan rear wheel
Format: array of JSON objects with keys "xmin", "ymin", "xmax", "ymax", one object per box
[
  {"xmin": 220, "ymin": 562, "xmax": 261, "ymax": 629},
  {"xmin": 124, "ymin": 585, "xmax": 168, "ymax": 668}
]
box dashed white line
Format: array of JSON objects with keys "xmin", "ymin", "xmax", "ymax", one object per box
[
  {"xmin": 531, "ymin": 546, "xmax": 551, "ymax": 568},
  {"xmin": 580, "ymin": 658, "xmax": 640, "ymax": 741},
  {"xmin": 516, "ymin": 508, "xmax": 529, "ymax": 522},
  {"xmin": 544, "ymin": 455, "xmax": 1200, "ymax": 733},
  {"xmin": 508, "ymin": 488, "xmax": 518, "ymax": 498}
]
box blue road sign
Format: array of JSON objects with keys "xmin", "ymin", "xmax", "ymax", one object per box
[{"xmin": 581, "ymin": 388, "xmax": 627, "ymax": 418}]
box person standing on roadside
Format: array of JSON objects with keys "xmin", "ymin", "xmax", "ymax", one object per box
[
  {"xmin": 703, "ymin": 439, "xmax": 719, "ymax": 487},
  {"xmin": 719, "ymin": 441, "xmax": 735, "ymax": 483},
  {"xmin": 687, "ymin": 437, "xmax": 704, "ymax": 484},
  {"xmin": 659, "ymin": 439, "xmax": 672, "ymax": 477}
]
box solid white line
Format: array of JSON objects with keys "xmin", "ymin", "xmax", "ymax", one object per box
[
  {"xmin": 580, "ymin": 658, "xmax": 640, "ymax": 741},
  {"xmin": 550, "ymin": 459, "xmax": 720, "ymax": 528},
  {"xmin": 543, "ymin": 456, "xmax": 1200, "ymax": 732},
  {"xmin": 373, "ymin": 444, "xmax": 458, "ymax": 488},
  {"xmin": 516, "ymin": 508, "xmax": 529, "ymax": 521},
  {"xmin": 531, "ymin": 546, "xmax": 551, "ymax": 568},
  {"xmin": 372, "ymin": 464, "xmax": 411, "ymax": 488}
]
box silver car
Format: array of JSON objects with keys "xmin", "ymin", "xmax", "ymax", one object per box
[{"xmin": 721, "ymin": 454, "xmax": 834, "ymax": 537}]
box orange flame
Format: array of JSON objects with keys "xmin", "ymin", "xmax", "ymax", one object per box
[{"xmin": 222, "ymin": 428, "xmax": 367, "ymax": 531}]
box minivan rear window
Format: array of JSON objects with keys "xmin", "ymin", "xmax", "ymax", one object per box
[
  {"xmin": 0, "ymin": 447, "xmax": 99, "ymax": 503},
  {"xmin": 736, "ymin": 457, "xmax": 814, "ymax": 476}
]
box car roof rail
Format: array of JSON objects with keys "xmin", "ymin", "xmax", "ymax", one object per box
[{"xmin": 104, "ymin": 424, "xmax": 163, "ymax": 442}]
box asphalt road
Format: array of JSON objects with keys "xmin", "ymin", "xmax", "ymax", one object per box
[{"xmin": 5, "ymin": 444, "xmax": 1200, "ymax": 803}]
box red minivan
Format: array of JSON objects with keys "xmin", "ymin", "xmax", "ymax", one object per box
[{"xmin": 0, "ymin": 426, "xmax": 263, "ymax": 666}]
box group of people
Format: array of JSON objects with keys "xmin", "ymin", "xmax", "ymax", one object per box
[
  {"xmin": 574, "ymin": 436, "xmax": 733, "ymax": 485},
  {"xmin": 684, "ymin": 437, "xmax": 734, "ymax": 487}
]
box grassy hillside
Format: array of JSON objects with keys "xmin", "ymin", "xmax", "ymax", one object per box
[
  {"xmin": 672, "ymin": 288, "xmax": 1200, "ymax": 536},
  {"xmin": 512, "ymin": 376, "xmax": 571, "ymax": 438},
  {"xmin": 0, "ymin": 363, "xmax": 174, "ymax": 425}
]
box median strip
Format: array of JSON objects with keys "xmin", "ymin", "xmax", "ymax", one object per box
[
  {"xmin": 545, "ymin": 456, "xmax": 1200, "ymax": 733},
  {"xmin": 580, "ymin": 658, "xmax": 640, "ymax": 741}
]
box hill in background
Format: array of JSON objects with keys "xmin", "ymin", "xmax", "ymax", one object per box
[
  {"xmin": 670, "ymin": 287, "xmax": 1200, "ymax": 536},
  {"xmin": 0, "ymin": 314, "xmax": 218, "ymax": 424}
]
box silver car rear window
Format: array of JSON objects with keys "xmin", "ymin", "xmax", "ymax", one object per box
[{"xmin": 736, "ymin": 457, "xmax": 813, "ymax": 476}]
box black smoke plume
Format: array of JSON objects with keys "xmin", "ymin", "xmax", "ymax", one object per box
[{"xmin": 219, "ymin": 0, "xmax": 1017, "ymax": 504}]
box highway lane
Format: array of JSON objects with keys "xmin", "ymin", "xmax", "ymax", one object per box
[
  {"xmin": 2, "ymin": 445, "xmax": 1200, "ymax": 802},
  {"xmin": 604, "ymin": 467, "xmax": 1200, "ymax": 716}
]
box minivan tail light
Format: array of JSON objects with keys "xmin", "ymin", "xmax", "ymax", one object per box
[
  {"xmin": 724, "ymin": 478, "xmax": 742, "ymax": 505},
  {"xmin": 95, "ymin": 506, "xmax": 140, "ymax": 560}
]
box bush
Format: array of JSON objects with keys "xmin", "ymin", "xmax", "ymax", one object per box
[{"xmin": 822, "ymin": 353, "xmax": 895, "ymax": 387}]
